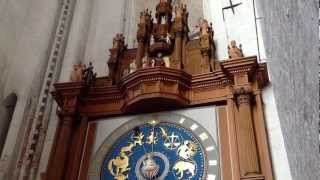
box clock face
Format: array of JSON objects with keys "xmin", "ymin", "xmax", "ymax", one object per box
[{"xmin": 89, "ymin": 113, "xmax": 219, "ymax": 180}]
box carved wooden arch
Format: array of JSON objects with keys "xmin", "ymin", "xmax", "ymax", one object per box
[{"xmin": 46, "ymin": 56, "xmax": 274, "ymax": 180}]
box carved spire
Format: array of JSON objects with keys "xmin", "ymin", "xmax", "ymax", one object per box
[{"xmin": 109, "ymin": 33, "xmax": 126, "ymax": 84}]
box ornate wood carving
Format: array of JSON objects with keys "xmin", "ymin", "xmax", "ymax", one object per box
[
  {"xmin": 46, "ymin": 1, "xmax": 273, "ymax": 180},
  {"xmin": 47, "ymin": 56, "xmax": 273, "ymax": 180},
  {"xmin": 46, "ymin": 82, "xmax": 85, "ymax": 180}
]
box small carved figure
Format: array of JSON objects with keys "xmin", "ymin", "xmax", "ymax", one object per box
[
  {"xmin": 70, "ymin": 63, "xmax": 85, "ymax": 82},
  {"xmin": 142, "ymin": 56, "xmax": 149, "ymax": 68},
  {"xmin": 161, "ymin": 16, "xmax": 167, "ymax": 24},
  {"xmin": 122, "ymin": 68, "xmax": 129, "ymax": 77},
  {"xmin": 113, "ymin": 36, "xmax": 118, "ymax": 48},
  {"xmin": 155, "ymin": 53, "xmax": 165, "ymax": 67},
  {"xmin": 175, "ymin": 3, "xmax": 183, "ymax": 19},
  {"xmin": 166, "ymin": 33, "xmax": 171, "ymax": 44},
  {"xmin": 199, "ymin": 19, "xmax": 209, "ymax": 36},
  {"xmin": 163, "ymin": 56, "xmax": 170, "ymax": 68},
  {"xmin": 150, "ymin": 35, "xmax": 155, "ymax": 45},
  {"xmin": 228, "ymin": 40, "xmax": 244, "ymax": 59},
  {"xmin": 129, "ymin": 61, "xmax": 137, "ymax": 73},
  {"xmin": 151, "ymin": 59, "xmax": 156, "ymax": 67},
  {"xmin": 84, "ymin": 62, "xmax": 96, "ymax": 86},
  {"xmin": 140, "ymin": 12, "xmax": 146, "ymax": 24}
]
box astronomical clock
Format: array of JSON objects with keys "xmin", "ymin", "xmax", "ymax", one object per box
[
  {"xmin": 89, "ymin": 108, "xmax": 220, "ymax": 180},
  {"xmin": 46, "ymin": 1, "xmax": 274, "ymax": 180}
]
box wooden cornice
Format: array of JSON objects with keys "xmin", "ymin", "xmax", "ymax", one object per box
[{"xmin": 52, "ymin": 56, "xmax": 268, "ymax": 118}]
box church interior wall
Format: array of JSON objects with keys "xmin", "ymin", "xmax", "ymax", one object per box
[
  {"xmin": 262, "ymin": 85, "xmax": 292, "ymax": 180},
  {"xmin": 0, "ymin": 0, "xmax": 317, "ymax": 179},
  {"xmin": 0, "ymin": 0, "xmax": 60, "ymax": 178},
  {"xmin": 58, "ymin": 0, "xmax": 95, "ymax": 82},
  {"xmin": 84, "ymin": 0, "xmax": 126, "ymax": 76},
  {"xmin": 255, "ymin": 0, "xmax": 319, "ymax": 179}
]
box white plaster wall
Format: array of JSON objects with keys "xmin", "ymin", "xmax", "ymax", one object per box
[
  {"xmin": 36, "ymin": 103, "xmax": 59, "ymax": 179},
  {"xmin": 203, "ymin": 0, "xmax": 260, "ymax": 60},
  {"xmin": 59, "ymin": 0, "xmax": 95, "ymax": 82},
  {"xmin": 85, "ymin": 0, "xmax": 126, "ymax": 76},
  {"xmin": 59, "ymin": 0, "xmax": 126, "ymax": 80},
  {"xmin": 262, "ymin": 85, "xmax": 292, "ymax": 180},
  {"xmin": 0, "ymin": 0, "xmax": 60, "ymax": 178}
]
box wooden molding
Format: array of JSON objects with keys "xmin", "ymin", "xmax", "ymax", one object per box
[{"xmin": 47, "ymin": 56, "xmax": 273, "ymax": 180}]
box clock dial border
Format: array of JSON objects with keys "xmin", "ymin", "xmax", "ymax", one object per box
[{"xmin": 88, "ymin": 112, "xmax": 220, "ymax": 180}]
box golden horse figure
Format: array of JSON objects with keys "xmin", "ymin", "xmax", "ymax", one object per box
[{"xmin": 108, "ymin": 152, "xmax": 130, "ymax": 178}]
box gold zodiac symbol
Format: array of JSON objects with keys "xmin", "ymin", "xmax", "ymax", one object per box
[
  {"xmin": 160, "ymin": 127, "xmax": 168, "ymax": 138},
  {"xmin": 177, "ymin": 141, "xmax": 197, "ymax": 159},
  {"xmin": 132, "ymin": 132, "xmax": 144, "ymax": 146},
  {"xmin": 173, "ymin": 161, "xmax": 196, "ymax": 179},
  {"xmin": 108, "ymin": 152, "xmax": 130, "ymax": 179},
  {"xmin": 147, "ymin": 131, "xmax": 157, "ymax": 144},
  {"xmin": 120, "ymin": 143, "xmax": 135, "ymax": 155},
  {"xmin": 164, "ymin": 132, "xmax": 181, "ymax": 150}
]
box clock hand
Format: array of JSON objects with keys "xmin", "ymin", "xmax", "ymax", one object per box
[{"xmin": 151, "ymin": 124, "xmax": 155, "ymax": 155}]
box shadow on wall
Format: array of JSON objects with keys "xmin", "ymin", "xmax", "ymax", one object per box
[{"xmin": 0, "ymin": 93, "xmax": 17, "ymax": 157}]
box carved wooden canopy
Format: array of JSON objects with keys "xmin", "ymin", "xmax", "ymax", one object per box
[{"xmin": 53, "ymin": 56, "xmax": 268, "ymax": 117}]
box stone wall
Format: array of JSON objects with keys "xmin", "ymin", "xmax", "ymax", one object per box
[
  {"xmin": 256, "ymin": 0, "xmax": 320, "ymax": 179},
  {"xmin": 0, "ymin": 0, "xmax": 60, "ymax": 179}
]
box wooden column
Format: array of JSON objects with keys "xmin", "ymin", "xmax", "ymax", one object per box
[
  {"xmin": 200, "ymin": 49, "xmax": 211, "ymax": 73},
  {"xmin": 234, "ymin": 91, "xmax": 260, "ymax": 176},
  {"xmin": 46, "ymin": 110, "xmax": 76, "ymax": 180},
  {"xmin": 220, "ymin": 58, "xmax": 273, "ymax": 180},
  {"xmin": 181, "ymin": 35, "xmax": 187, "ymax": 68},
  {"xmin": 136, "ymin": 37, "xmax": 145, "ymax": 68},
  {"xmin": 65, "ymin": 117, "xmax": 89, "ymax": 180},
  {"xmin": 46, "ymin": 82, "xmax": 85, "ymax": 180},
  {"xmin": 173, "ymin": 32, "xmax": 182, "ymax": 69},
  {"xmin": 253, "ymin": 90, "xmax": 274, "ymax": 180}
]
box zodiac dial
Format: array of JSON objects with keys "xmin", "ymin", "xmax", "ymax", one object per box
[{"xmin": 96, "ymin": 113, "xmax": 220, "ymax": 180}]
